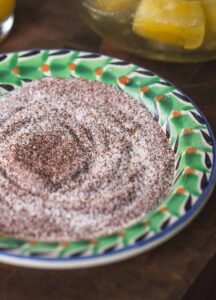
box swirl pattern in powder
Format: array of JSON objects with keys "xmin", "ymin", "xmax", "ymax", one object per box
[{"xmin": 0, "ymin": 78, "xmax": 174, "ymax": 241}]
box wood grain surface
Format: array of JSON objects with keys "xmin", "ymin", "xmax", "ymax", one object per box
[{"xmin": 0, "ymin": 1, "xmax": 215, "ymax": 299}]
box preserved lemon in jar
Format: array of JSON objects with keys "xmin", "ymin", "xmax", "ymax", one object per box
[
  {"xmin": 202, "ymin": 0, "xmax": 216, "ymax": 49},
  {"xmin": 0, "ymin": 0, "xmax": 16, "ymax": 42},
  {"xmin": 0, "ymin": 0, "xmax": 15, "ymax": 21},
  {"xmin": 133, "ymin": 0, "xmax": 205, "ymax": 50}
]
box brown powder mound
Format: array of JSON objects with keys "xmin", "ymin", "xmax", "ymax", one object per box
[{"xmin": 0, "ymin": 77, "xmax": 175, "ymax": 241}]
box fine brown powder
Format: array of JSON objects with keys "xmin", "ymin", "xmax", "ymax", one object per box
[{"xmin": 0, "ymin": 77, "xmax": 175, "ymax": 241}]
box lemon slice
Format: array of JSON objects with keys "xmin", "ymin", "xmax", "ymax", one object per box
[{"xmin": 133, "ymin": 0, "xmax": 205, "ymax": 50}]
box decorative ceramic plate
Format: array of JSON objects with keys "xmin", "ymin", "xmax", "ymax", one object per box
[{"xmin": 0, "ymin": 49, "xmax": 215, "ymax": 269}]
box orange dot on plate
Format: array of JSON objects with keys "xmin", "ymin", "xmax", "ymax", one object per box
[
  {"xmin": 119, "ymin": 76, "xmax": 130, "ymax": 85},
  {"xmin": 60, "ymin": 241, "xmax": 70, "ymax": 248},
  {"xmin": 12, "ymin": 67, "xmax": 20, "ymax": 75},
  {"xmin": 95, "ymin": 68, "xmax": 103, "ymax": 76},
  {"xmin": 176, "ymin": 187, "xmax": 186, "ymax": 194},
  {"xmin": 159, "ymin": 206, "xmax": 167, "ymax": 213},
  {"xmin": 172, "ymin": 111, "xmax": 182, "ymax": 118},
  {"xmin": 91, "ymin": 239, "xmax": 97, "ymax": 245},
  {"xmin": 184, "ymin": 168, "xmax": 195, "ymax": 175},
  {"xmin": 40, "ymin": 64, "xmax": 50, "ymax": 72},
  {"xmin": 118, "ymin": 231, "xmax": 125, "ymax": 237},
  {"xmin": 140, "ymin": 86, "xmax": 150, "ymax": 93},
  {"xmin": 69, "ymin": 63, "xmax": 76, "ymax": 71},
  {"xmin": 183, "ymin": 129, "xmax": 193, "ymax": 135},
  {"xmin": 28, "ymin": 240, "xmax": 37, "ymax": 246},
  {"xmin": 186, "ymin": 147, "xmax": 197, "ymax": 154},
  {"xmin": 143, "ymin": 220, "xmax": 149, "ymax": 226},
  {"xmin": 156, "ymin": 95, "xmax": 165, "ymax": 102}
]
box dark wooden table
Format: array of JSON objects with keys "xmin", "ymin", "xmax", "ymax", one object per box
[{"xmin": 0, "ymin": 1, "xmax": 215, "ymax": 299}]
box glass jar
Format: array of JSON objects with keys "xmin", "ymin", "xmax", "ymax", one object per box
[{"xmin": 75, "ymin": 0, "xmax": 216, "ymax": 62}]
